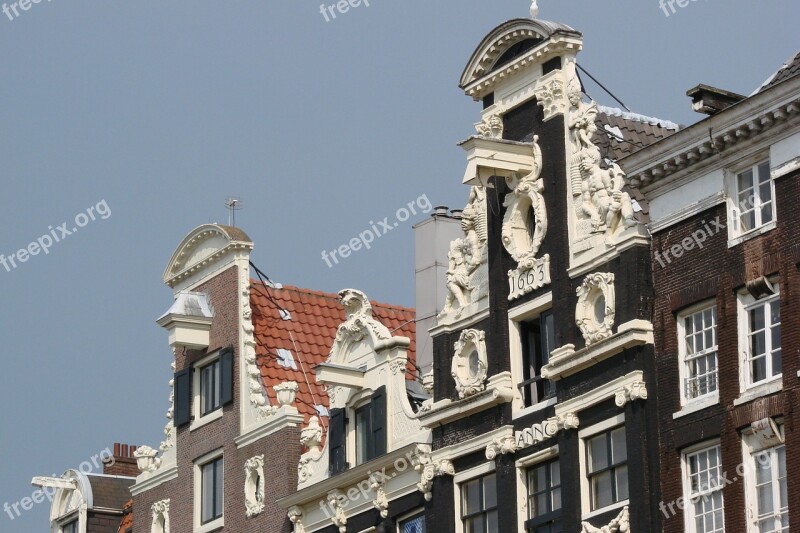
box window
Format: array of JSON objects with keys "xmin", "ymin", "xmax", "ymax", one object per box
[
  {"xmin": 526, "ymin": 459, "xmax": 562, "ymax": 533},
  {"xmin": 679, "ymin": 305, "xmax": 718, "ymax": 403},
  {"xmin": 519, "ymin": 310, "xmax": 556, "ymax": 407},
  {"xmin": 62, "ymin": 521, "xmax": 78, "ymax": 533},
  {"xmin": 586, "ymin": 426, "xmax": 628, "ymax": 511},
  {"xmin": 461, "ymin": 473, "xmax": 498, "ymax": 533},
  {"xmin": 201, "ymin": 457, "xmax": 223, "ymax": 524},
  {"xmin": 731, "ymin": 160, "xmax": 774, "ymax": 236},
  {"xmin": 399, "ymin": 512, "xmax": 426, "ymax": 533},
  {"xmin": 750, "ymin": 445, "xmax": 789, "ymax": 532},
  {"xmin": 683, "ymin": 444, "xmax": 725, "ymax": 533},
  {"xmin": 328, "ymin": 387, "xmax": 386, "ymax": 475},
  {"xmin": 200, "ymin": 359, "xmax": 222, "ymax": 416},
  {"xmin": 174, "ymin": 348, "xmax": 234, "ymax": 429},
  {"xmin": 741, "ymin": 290, "xmax": 781, "ymax": 388}
]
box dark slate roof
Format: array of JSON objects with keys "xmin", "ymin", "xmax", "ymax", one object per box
[
  {"xmin": 593, "ymin": 106, "xmax": 681, "ymax": 161},
  {"xmin": 86, "ymin": 475, "xmax": 135, "ymax": 510},
  {"xmin": 757, "ymin": 50, "xmax": 800, "ymax": 93}
]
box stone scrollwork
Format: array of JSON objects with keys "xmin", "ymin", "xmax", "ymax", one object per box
[
  {"xmin": 390, "ymin": 357, "xmax": 409, "ymax": 375},
  {"xmin": 439, "ymin": 187, "xmax": 489, "ymax": 321},
  {"xmin": 452, "ymin": 329, "xmax": 488, "ymax": 399},
  {"xmin": 416, "ymin": 451, "xmax": 455, "ymax": 501},
  {"xmin": 329, "ymin": 289, "xmax": 392, "ymax": 363},
  {"xmin": 326, "ymin": 490, "xmax": 348, "ymax": 533},
  {"xmin": 502, "ymin": 136, "xmax": 552, "ymax": 300},
  {"xmin": 244, "ymin": 455, "xmax": 266, "ymax": 518},
  {"xmin": 369, "ymin": 472, "xmax": 390, "ymax": 518},
  {"xmin": 534, "ymin": 69, "xmax": 567, "ymax": 121},
  {"xmin": 300, "ymin": 416, "xmax": 323, "ymax": 453},
  {"xmin": 581, "ymin": 505, "xmax": 630, "ymax": 532},
  {"xmin": 474, "ymin": 114, "xmax": 504, "ymax": 139},
  {"xmin": 576, "ymin": 273, "xmax": 616, "ymax": 346},
  {"xmin": 288, "ymin": 506, "xmax": 306, "ymax": 533},
  {"xmin": 485, "ymin": 434, "xmax": 518, "ymax": 460},
  {"xmin": 151, "ymin": 499, "xmax": 170, "ymax": 533},
  {"xmin": 242, "ymin": 277, "xmax": 275, "ymax": 419},
  {"xmin": 615, "ymin": 381, "xmax": 649, "ymax": 408}
]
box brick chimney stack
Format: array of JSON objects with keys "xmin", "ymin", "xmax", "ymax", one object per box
[{"xmin": 103, "ymin": 443, "xmax": 140, "ymax": 477}]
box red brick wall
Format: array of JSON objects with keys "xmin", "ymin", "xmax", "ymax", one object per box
[
  {"xmin": 132, "ymin": 265, "xmax": 299, "ymax": 532},
  {"xmin": 652, "ymin": 169, "xmax": 800, "ymax": 532}
]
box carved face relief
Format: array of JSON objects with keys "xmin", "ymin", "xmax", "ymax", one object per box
[
  {"xmin": 576, "ymin": 273, "xmax": 616, "ymax": 346},
  {"xmin": 452, "ymin": 329, "xmax": 488, "ymax": 398}
]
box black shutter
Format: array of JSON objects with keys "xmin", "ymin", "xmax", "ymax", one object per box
[
  {"xmin": 220, "ymin": 348, "xmax": 234, "ymax": 406},
  {"xmin": 370, "ymin": 386, "xmax": 387, "ymax": 459},
  {"xmin": 174, "ymin": 368, "xmax": 192, "ymax": 427},
  {"xmin": 329, "ymin": 408, "xmax": 347, "ymax": 475}
]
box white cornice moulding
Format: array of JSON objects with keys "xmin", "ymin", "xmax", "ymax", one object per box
[
  {"xmin": 235, "ymin": 407, "xmax": 305, "ymax": 449},
  {"xmin": 648, "ymin": 191, "xmax": 725, "ymax": 234},
  {"xmin": 130, "ymin": 464, "xmax": 178, "ymax": 496},
  {"xmin": 429, "ymin": 307, "xmax": 490, "ymax": 336},
  {"xmin": 459, "ymin": 137, "xmax": 535, "ymax": 186},
  {"xmin": 542, "ymin": 320, "xmax": 653, "ymax": 380},
  {"xmin": 315, "ymin": 364, "xmax": 366, "ymax": 389},
  {"xmin": 556, "ymin": 371, "xmax": 645, "ymax": 417},
  {"xmin": 419, "ymin": 372, "xmax": 514, "ymax": 427},
  {"xmin": 433, "ymin": 426, "xmax": 515, "ymax": 465}
]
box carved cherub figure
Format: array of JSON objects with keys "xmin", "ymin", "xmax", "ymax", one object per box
[{"xmin": 439, "ymin": 239, "xmax": 472, "ymax": 318}]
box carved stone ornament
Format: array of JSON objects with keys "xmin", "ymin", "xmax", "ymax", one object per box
[
  {"xmin": 452, "ymin": 329, "xmax": 488, "ymax": 399},
  {"xmin": 515, "ymin": 413, "xmax": 580, "ymax": 450},
  {"xmin": 369, "ymin": 472, "xmax": 390, "ymax": 518},
  {"xmin": 151, "ymin": 499, "xmax": 170, "ymax": 533},
  {"xmin": 565, "ymin": 63, "xmax": 638, "ymax": 248},
  {"xmin": 615, "ymin": 381, "xmax": 648, "ymax": 408},
  {"xmin": 439, "ymin": 187, "xmax": 489, "ymax": 321},
  {"xmin": 244, "ymin": 455, "xmax": 266, "ymax": 518},
  {"xmin": 134, "ymin": 445, "xmax": 161, "ymax": 473},
  {"xmin": 485, "ymin": 434, "xmax": 518, "ymax": 460},
  {"xmin": 288, "ymin": 506, "xmax": 306, "ymax": 533},
  {"xmin": 576, "ymin": 273, "xmax": 616, "ymax": 346},
  {"xmin": 300, "ymin": 416, "xmax": 323, "ymax": 453},
  {"xmin": 474, "ymin": 114, "xmax": 504, "ymax": 139},
  {"xmin": 160, "ymin": 358, "xmax": 176, "ymax": 453},
  {"xmin": 534, "ymin": 69, "xmax": 567, "ymax": 121},
  {"xmin": 242, "ymin": 278, "xmax": 276, "ymax": 419},
  {"xmin": 390, "ymin": 357, "xmax": 409, "ymax": 375},
  {"xmin": 581, "ymin": 505, "xmax": 630, "ymax": 532},
  {"xmin": 274, "ymin": 381, "xmax": 299, "ymax": 407},
  {"xmin": 329, "ymin": 289, "xmax": 392, "ymax": 363},
  {"xmin": 326, "ymin": 490, "xmax": 348, "ymax": 533},
  {"xmin": 416, "ymin": 452, "xmax": 455, "ymax": 501}
]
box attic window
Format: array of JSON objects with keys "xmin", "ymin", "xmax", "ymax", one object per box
[
  {"xmin": 277, "ymin": 349, "xmax": 298, "ymax": 370},
  {"xmin": 492, "ymin": 38, "xmax": 542, "ymax": 72}
]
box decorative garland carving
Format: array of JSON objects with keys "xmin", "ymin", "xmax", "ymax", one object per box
[
  {"xmin": 244, "ymin": 455, "xmax": 266, "ymax": 518},
  {"xmin": 242, "ymin": 278, "xmax": 274, "ymax": 419},
  {"xmin": 452, "ymin": 330, "xmax": 488, "ymax": 399},
  {"xmin": 300, "ymin": 416, "xmax": 323, "ymax": 453},
  {"xmin": 439, "ymin": 187, "xmax": 489, "ymax": 320},
  {"xmin": 151, "ymin": 499, "xmax": 170, "ymax": 533},
  {"xmin": 369, "ymin": 473, "xmax": 390, "ymax": 518},
  {"xmin": 581, "ymin": 505, "xmax": 629, "ymax": 532},
  {"xmin": 326, "ymin": 490, "xmax": 348, "ymax": 533},
  {"xmin": 160, "ymin": 358, "xmax": 176, "ymax": 452},
  {"xmin": 576, "ymin": 273, "xmax": 616, "ymax": 346},
  {"xmin": 614, "ymin": 381, "xmax": 648, "ymax": 407}
]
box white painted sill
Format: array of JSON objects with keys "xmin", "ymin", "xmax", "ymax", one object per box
[
  {"xmin": 582, "ymin": 499, "xmax": 629, "ymax": 521},
  {"xmin": 727, "ymin": 220, "xmax": 776, "ymax": 248},
  {"xmin": 190, "ymin": 408, "xmax": 223, "ymax": 432},
  {"xmin": 673, "ymin": 394, "xmax": 720, "ymax": 419},
  {"xmin": 733, "ymin": 378, "xmax": 783, "ymax": 407},
  {"xmin": 512, "ymin": 397, "xmax": 558, "ymax": 421},
  {"xmin": 195, "ymin": 516, "xmax": 224, "ymax": 533}
]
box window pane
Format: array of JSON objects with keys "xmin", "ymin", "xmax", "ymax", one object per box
[
  {"xmin": 591, "ymin": 471, "xmax": 613, "ymax": 509},
  {"xmin": 355, "ymin": 404, "xmax": 371, "ymax": 465},
  {"xmin": 611, "ymin": 428, "xmax": 627, "ymax": 463},
  {"xmin": 464, "ymin": 479, "xmax": 481, "ymax": 514},
  {"xmin": 588, "ymin": 435, "xmax": 608, "ymax": 473},
  {"xmin": 401, "ymin": 514, "xmax": 426, "ymax": 533},
  {"xmin": 738, "ymin": 169, "xmax": 754, "ymax": 192},
  {"xmin": 202, "ymin": 462, "xmax": 214, "ymax": 522},
  {"xmin": 486, "ymin": 510, "xmax": 498, "ymax": 533},
  {"xmin": 215, "ymin": 459, "xmax": 223, "ymax": 519},
  {"xmin": 483, "ymin": 474, "xmax": 497, "ymax": 510},
  {"xmin": 466, "ymin": 517, "xmax": 484, "ymax": 533},
  {"xmin": 615, "ymin": 465, "xmax": 629, "ymax": 501}
]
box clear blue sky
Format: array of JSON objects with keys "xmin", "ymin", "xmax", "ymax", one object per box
[{"xmin": 0, "ymin": 0, "xmax": 796, "ymax": 530}]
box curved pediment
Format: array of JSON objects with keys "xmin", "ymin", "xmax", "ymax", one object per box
[
  {"xmin": 459, "ymin": 18, "xmax": 581, "ymax": 93},
  {"xmin": 163, "ymin": 224, "xmax": 253, "ymax": 287}
]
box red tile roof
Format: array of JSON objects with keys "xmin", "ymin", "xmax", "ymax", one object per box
[
  {"xmin": 250, "ymin": 283, "xmax": 417, "ymax": 431},
  {"xmin": 117, "ymin": 500, "xmax": 133, "ymax": 533}
]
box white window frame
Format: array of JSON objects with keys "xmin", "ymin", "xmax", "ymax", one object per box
[
  {"xmin": 190, "ymin": 351, "xmax": 224, "ymax": 431},
  {"xmin": 726, "ymin": 156, "xmax": 776, "ymax": 246},
  {"xmin": 578, "ymin": 413, "xmax": 629, "ymax": 519},
  {"xmin": 677, "ymin": 301, "xmax": 719, "ymax": 410},
  {"xmin": 741, "ymin": 424, "xmax": 788, "ymax": 533},
  {"xmin": 509, "ymin": 292, "xmax": 557, "ymax": 418},
  {"xmin": 346, "ymin": 389, "xmax": 372, "ymax": 468},
  {"xmin": 396, "ymin": 508, "xmax": 426, "ymax": 533},
  {"xmin": 453, "ymin": 462, "xmax": 496, "ymax": 533},
  {"xmin": 681, "ymin": 441, "xmax": 725, "ymax": 533},
  {"xmin": 515, "ymin": 446, "xmax": 559, "ymax": 533},
  {"xmin": 737, "ymin": 282, "xmax": 782, "ymax": 398},
  {"xmin": 193, "ymin": 448, "xmax": 224, "ymax": 533}
]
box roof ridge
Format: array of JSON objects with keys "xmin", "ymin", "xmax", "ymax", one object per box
[
  {"xmin": 250, "ymin": 280, "xmax": 415, "ymax": 312},
  {"xmin": 598, "ymin": 105, "xmax": 680, "ymax": 131}
]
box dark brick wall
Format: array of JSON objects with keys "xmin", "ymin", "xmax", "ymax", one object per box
[
  {"xmin": 652, "ymin": 168, "xmax": 800, "ymax": 533},
  {"xmin": 132, "ymin": 265, "xmax": 299, "ymax": 532}
]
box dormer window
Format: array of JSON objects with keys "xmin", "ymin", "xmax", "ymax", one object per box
[
  {"xmin": 174, "ymin": 348, "xmax": 234, "ymax": 430},
  {"xmin": 329, "ymin": 387, "xmax": 387, "ymax": 475},
  {"xmin": 62, "ymin": 520, "xmax": 79, "ymax": 533},
  {"xmin": 200, "ymin": 359, "xmax": 223, "ymax": 416}
]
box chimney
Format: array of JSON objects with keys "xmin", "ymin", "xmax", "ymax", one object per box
[
  {"xmin": 687, "ymin": 84, "xmax": 746, "ymax": 116},
  {"xmin": 103, "ymin": 443, "xmax": 140, "ymax": 477},
  {"xmin": 413, "ymin": 208, "xmax": 464, "ymax": 375}
]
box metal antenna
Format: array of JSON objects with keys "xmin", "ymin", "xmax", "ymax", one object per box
[{"xmin": 225, "ymin": 197, "xmax": 243, "ymax": 227}]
